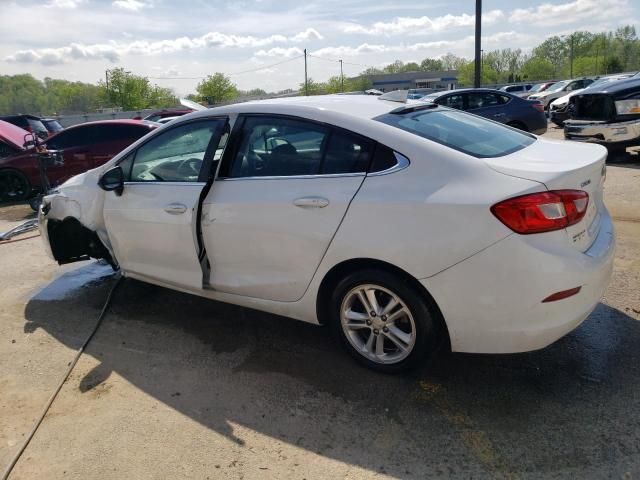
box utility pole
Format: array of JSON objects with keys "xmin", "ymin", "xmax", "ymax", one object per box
[
  {"xmin": 105, "ymin": 70, "xmax": 110, "ymax": 92},
  {"xmin": 595, "ymin": 41, "xmax": 599, "ymax": 75},
  {"xmin": 304, "ymin": 48, "xmax": 309, "ymax": 96},
  {"xmin": 474, "ymin": 0, "xmax": 482, "ymax": 88},
  {"xmin": 569, "ymin": 34, "xmax": 574, "ymax": 78},
  {"xmin": 340, "ymin": 59, "xmax": 344, "ymax": 92}
]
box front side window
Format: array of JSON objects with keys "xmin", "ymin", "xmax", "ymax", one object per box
[
  {"xmin": 375, "ymin": 109, "xmax": 535, "ymax": 158},
  {"xmin": 45, "ymin": 126, "xmax": 94, "ymax": 149},
  {"xmin": 128, "ymin": 120, "xmax": 224, "ymax": 182}
]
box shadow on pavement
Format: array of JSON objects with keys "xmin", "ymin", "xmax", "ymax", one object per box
[{"xmin": 22, "ymin": 262, "xmax": 640, "ymax": 477}]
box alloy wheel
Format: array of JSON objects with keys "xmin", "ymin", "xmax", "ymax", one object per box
[{"xmin": 340, "ymin": 284, "xmax": 416, "ymax": 364}]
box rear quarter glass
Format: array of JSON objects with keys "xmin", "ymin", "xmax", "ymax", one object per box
[{"xmin": 375, "ymin": 109, "xmax": 535, "ymax": 158}]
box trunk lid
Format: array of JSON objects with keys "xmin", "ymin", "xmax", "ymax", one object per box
[{"xmin": 485, "ymin": 137, "xmax": 607, "ymax": 252}]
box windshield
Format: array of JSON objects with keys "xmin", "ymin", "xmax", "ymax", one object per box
[
  {"xmin": 548, "ymin": 81, "xmax": 569, "ymax": 92},
  {"xmin": 375, "ymin": 108, "xmax": 535, "ymax": 158},
  {"xmin": 529, "ymin": 83, "xmax": 545, "ymax": 93}
]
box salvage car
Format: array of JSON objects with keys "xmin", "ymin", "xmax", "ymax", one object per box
[
  {"xmin": 39, "ymin": 95, "xmax": 615, "ymax": 372},
  {"xmin": 549, "ymin": 74, "xmax": 634, "ymax": 126},
  {"xmin": 421, "ymin": 88, "xmax": 547, "ymax": 134},
  {"xmin": 0, "ymin": 119, "xmax": 155, "ymax": 202},
  {"xmin": 564, "ymin": 76, "xmax": 640, "ymax": 155}
]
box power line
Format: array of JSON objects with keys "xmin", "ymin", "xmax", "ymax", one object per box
[{"xmin": 307, "ymin": 52, "xmax": 376, "ymax": 69}]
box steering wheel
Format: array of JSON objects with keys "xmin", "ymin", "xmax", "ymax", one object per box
[{"xmin": 176, "ymin": 157, "xmax": 202, "ymax": 178}]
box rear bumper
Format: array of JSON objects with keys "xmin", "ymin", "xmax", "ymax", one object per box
[
  {"xmin": 564, "ymin": 118, "xmax": 640, "ymax": 144},
  {"xmin": 423, "ymin": 210, "xmax": 615, "ymax": 354}
]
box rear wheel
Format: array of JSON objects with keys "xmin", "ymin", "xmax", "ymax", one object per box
[
  {"xmin": 0, "ymin": 169, "xmax": 31, "ymax": 202},
  {"xmin": 329, "ymin": 269, "xmax": 441, "ymax": 373}
]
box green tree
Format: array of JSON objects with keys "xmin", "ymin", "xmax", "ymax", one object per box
[
  {"xmin": 457, "ymin": 60, "xmax": 498, "ymax": 86},
  {"xmin": 100, "ymin": 68, "xmax": 177, "ymax": 110},
  {"xmin": 299, "ymin": 78, "xmax": 325, "ymax": 95},
  {"xmin": 521, "ymin": 57, "xmax": 556, "ymax": 81},
  {"xmin": 195, "ymin": 73, "xmax": 238, "ymax": 105},
  {"xmin": 420, "ymin": 58, "xmax": 444, "ymax": 71}
]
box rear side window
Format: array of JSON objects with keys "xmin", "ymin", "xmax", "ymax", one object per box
[
  {"xmin": 375, "ymin": 109, "xmax": 535, "ymax": 158},
  {"xmin": 226, "ymin": 116, "xmax": 375, "ymax": 178},
  {"xmin": 438, "ymin": 94, "xmax": 464, "ymax": 110},
  {"xmin": 467, "ymin": 92, "xmax": 504, "ymax": 109},
  {"xmin": 322, "ymin": 130, "xmax": 373, "ymax": 174}
]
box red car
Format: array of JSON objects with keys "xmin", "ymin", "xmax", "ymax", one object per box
[{"xmin": 0, "ymin": 119, "xmax": 155, "ymax": 202}]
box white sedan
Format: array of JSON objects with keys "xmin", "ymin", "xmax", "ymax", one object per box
[{"xmin": 38, "ymin": 94, "xmax": 615, "ymax": 372}]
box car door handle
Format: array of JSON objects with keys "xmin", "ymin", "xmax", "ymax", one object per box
[
  {"xmin": 164, "ymin": 203, "xmax": 187, "ymax": 215},
  {"xmin": 293, "ymin": 197, "xmax": 329, "ymax": 208},
  {"xmin": 493, "ymin": 113, "xmax": 506, "ymax": 117}
]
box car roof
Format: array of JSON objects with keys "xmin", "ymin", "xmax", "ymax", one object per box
[
  {"xmin": 65, "ymin": 119, "xmax": 154, "ymax": 129},
  {"xmin": 0, "ymin": 114, "xmax": 42, "ymax": 120},
  {"xmin": 0, "ymin": 119, "xmax": 29, "ymax": 150},
  {"xmin": 588, "ymin": 76, "xmax": 640, "ymax": 94},
  {"xmin": 426, "ymin": 88, "xmax": 511, "ymax": 96},
  {"xmin": 195, "ymin": 94, "xmax": 417, "ymax": 121}
]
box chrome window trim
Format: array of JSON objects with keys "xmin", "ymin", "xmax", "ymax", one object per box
[
  {"xmin": 216, "ymin": 172, "xmax": 366, "ymax": 181},
  {"xmin": 367, "ymin": 152, "xmax": 410, "ymax": 177},
  {"xmin": 123, "ymin": 181, "xmax": 206, "ymax": 186}
]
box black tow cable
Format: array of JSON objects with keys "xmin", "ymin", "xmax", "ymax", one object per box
[{"xmin": 1, "ymin": 274, "xmax": 123, "ymax": 480}]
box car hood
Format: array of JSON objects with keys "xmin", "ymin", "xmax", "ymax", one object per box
[
  {"xmin": 0, "ymin": 120, "xmax": 29, "ymax": 150},
  {"xmin": 551, "ymin": 89, "xmax": 584, "ymax": 106}
]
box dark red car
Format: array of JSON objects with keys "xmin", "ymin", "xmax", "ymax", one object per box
[
  {"xmin": 0, "ymin": 119, "xmax": 155, "ymax": 202},
  {"xmin": 142, "ymin": 108, "xmax": 193, "ymax": 122}
]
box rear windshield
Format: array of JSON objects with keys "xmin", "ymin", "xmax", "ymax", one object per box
[{"xmin": 375, "ymin": 109, "xmax": 535, "ymax": 158}]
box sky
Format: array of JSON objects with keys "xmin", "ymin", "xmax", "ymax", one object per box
[{"xmin": 1, "ymin": 0, "xmax": 638, "ymax": 95}]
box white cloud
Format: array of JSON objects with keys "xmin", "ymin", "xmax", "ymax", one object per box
[
  {"xmin": 509, "ymin": 0, "xmax": 628, "ymax": 26},
  {"xmin": 112, "ymin": 0, "xmax": 151, "ymax": 12},
  {"xmin": 290, "ymin": 28, "xmax": 324, "ymax": 42},
  {"xmin": 312, "ymin": 40, "xmax": 457, "ymax": 57},
  {"xmin": 5, "ymin": 29, "xmax": 321, "ymax": 65},
  {"xmin": 344, "ymin": 9, "xmax": 504, "ymax": 36},
  {"xmin": 254, "ymin": 47, "xmax": 304, "ymax": 58},
  {"xmin": 47, "ymin": 0, "xmax": 85, "ymax": 8}
]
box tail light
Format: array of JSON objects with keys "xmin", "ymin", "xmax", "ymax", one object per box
[
  {"xmin": 491, "ymin": 190, "xmax": 589, "ymax": 234},
  {"xmin": 531, "ymin": 102, "xmax": 545, "ymax": 113}
]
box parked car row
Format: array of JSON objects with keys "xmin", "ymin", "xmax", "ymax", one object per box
[
  {"xmin": 420, "ymin": 88, "xmax": 547, "ymax": 134},
  {"xmin": 564, "ymin": 74, "xmax": 640, "ymax": 154},
  {"xmin": 0, "ymin": 119, "xmax": 156, "ymax": 202}
]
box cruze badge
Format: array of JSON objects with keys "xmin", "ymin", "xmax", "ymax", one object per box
[{"xmin": 580, "ymin": 179, "xmax": 591, "ymax": 188}]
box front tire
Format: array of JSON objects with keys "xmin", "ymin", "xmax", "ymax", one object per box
[{"xmin": 329, "ymin": 269, "xmax": 441, "ymax": 373}]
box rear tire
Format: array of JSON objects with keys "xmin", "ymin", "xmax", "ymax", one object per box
[
  {"xmin": 0, "ymin": 169, "xmax": 31, "ymax": 203},
  {"xmin": 329, "ymin": 268, "xmax": 441, "ymax": 373}
]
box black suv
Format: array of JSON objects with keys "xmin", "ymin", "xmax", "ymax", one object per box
[{"xmin": 0, "ymin": 115, "xmax": 49, "ymax": 140}]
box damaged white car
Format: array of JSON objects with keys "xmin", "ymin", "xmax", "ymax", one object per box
[{"xmin": 39, "ymin": 94, "xmax": 615, "ymax": 372}]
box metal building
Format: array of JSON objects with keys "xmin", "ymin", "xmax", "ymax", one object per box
[{"xmin": 368, "ymin": 70, "xmax": 459, "ymax": 92}]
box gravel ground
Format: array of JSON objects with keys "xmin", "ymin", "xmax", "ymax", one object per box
[{"xmin": 0, "ymin": 124, "xmax": 639, "ymax": 479}]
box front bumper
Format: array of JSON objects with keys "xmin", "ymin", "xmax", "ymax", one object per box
[
  {"xmin": 549, "ymin": 105, "xmax": 570, "ymax": 124},
  {"xmin": 564, "ymin": 118, "xmax": 640, "ymax": 144},
  {"xmin": 423, "ymin": 210, "xmax": 615, "ymax": 354}
]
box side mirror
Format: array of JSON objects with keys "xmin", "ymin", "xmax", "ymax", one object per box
[{"xmin": 98, "ymin": 166, "xmax": 124, "ymax": 196}]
